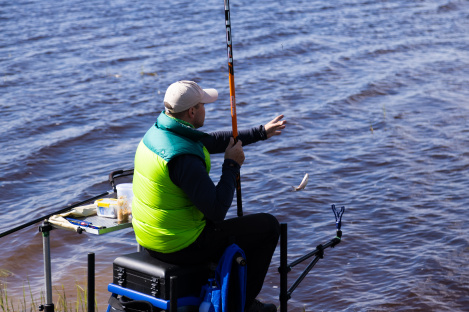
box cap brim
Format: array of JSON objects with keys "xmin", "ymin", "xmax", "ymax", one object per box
[{"xmin": 201, "ymin": 88, "xmax": 218, "ymax": 104}]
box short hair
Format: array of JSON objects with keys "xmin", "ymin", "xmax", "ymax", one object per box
[{"xmin": 165, "ymin": 102, "xmax": 201, "ymax": 120}]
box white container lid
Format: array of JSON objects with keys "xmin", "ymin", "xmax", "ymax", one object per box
[{"xmin": 116, "ymin": 183, "xmax": 133, "ymax": 210}]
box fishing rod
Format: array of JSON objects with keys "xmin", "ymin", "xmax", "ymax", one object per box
[
  {"xmin": 224, "ymin": 0, "xmax": 243, "ymax": 217},
  {"xmin": 0, "ymin": 191, "xmax": 112, "ymax": 239},
  {"xmin": 0, "ymin": 169, "xmax": 134, "ymax": 239}
]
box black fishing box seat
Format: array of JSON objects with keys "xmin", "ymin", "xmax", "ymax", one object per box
[{"xmin": 108, "ymin": 251, "xmax": 212, "ymax": 311}]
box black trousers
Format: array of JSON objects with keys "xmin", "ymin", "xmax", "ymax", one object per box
[{"xmin": 146, "ymin": 213, "xmax": 280, "ymax": 307}]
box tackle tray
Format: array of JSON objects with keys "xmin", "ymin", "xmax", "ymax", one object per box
[{"xmin": 112, "ymin": 251, "xmax": 211, "ymax": 300}]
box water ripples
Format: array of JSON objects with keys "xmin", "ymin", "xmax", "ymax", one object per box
[{"xmin": 1, "ymin": 0, "xmax": 469, "ymax": 310}]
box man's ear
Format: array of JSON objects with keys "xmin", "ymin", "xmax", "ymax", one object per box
[{"xmin": 188, "ymin": 106, "xmax": 196, "ymax": 117}]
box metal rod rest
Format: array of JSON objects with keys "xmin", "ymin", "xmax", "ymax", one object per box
[
  {"xmin": 288, "ymin": 238, "xmax": 338, "ymax": 270},
  {"xmin": 278, "ymin": 218, "xmax": 344, "ymax": 312},
  {"xmin": 287, "ymin": 255, "xmax": 321, "ymax": 296}
]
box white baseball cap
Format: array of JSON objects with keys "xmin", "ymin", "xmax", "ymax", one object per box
[{"xmin": 164, "ymin": 80, "xmax": 218, "ymax": 113}]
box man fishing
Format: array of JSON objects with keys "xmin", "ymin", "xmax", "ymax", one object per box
[{"xmin": 132, "ymin": 80, "xmax": 286, "ymax": 311}]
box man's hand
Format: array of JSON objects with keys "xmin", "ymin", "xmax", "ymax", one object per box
[
  {"xmin": 225, "ymin": 137, "xmax": 245, "ymax": 166},
  {"xmin": 264, "ymin": 115, "xmax": 287, "ymax": 139}
]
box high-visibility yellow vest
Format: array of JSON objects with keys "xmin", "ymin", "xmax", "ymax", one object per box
[{"xmin": 132, "ymin": 112, "xmax": 211, "ymax": 253}]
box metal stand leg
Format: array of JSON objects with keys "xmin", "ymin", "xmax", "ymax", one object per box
[
  {"xmin": 279, "ymin": 223, "xmax": 289, "ymax": 312},
  {"xmin": 39, "ymin": 221, "xmax": 55, "ymax": 312},
  {"xmin": 88, "ymin": 253, "xmax": 95, "ymax": 312},
  {"xmin": 169, "ymin": 276, "xmax": 177, "ymax": 312}
]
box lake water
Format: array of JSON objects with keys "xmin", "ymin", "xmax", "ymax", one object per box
[{"xmin": 1, "ymin": 0, "xmax": 469, "ymax": 311}]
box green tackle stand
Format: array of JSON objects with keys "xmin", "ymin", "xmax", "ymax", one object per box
[{"xmin": 38, "ymin": 216, "xmax": 133, "ymax": 312}]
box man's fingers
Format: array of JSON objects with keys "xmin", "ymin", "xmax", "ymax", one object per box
[
  {"xmin": 273, "ymin": 114, "xmax": 284, "ymax": 123},
  {"xmin": 227, "ymin": 137, "xmax": 235, "ymax": 148}
]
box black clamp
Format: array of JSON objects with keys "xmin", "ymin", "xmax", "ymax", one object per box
[
  {"xmin": 38, "ymin": 303, "xmax": 54, "ymax": 312},
  {"xmin": 38, "ymin": 221, "xmax": 53, "ymax": 233},
  {"xmin": 316, "ymin": 244, "xmax": 324, "ymax": 259}
]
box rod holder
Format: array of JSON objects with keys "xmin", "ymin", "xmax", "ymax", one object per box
[{"xmin": 278, "ymin": 209, "xmax": 344, "ymax": 312}]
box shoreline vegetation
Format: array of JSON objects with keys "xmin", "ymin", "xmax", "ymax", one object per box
[{"xmin": 0, "ymin": 279, "xmax": 97, "ymax": 312}]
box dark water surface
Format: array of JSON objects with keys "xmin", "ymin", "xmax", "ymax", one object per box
[{"xmin": 1, "ymin": 0, "xmax": 469, "ymax": 311}]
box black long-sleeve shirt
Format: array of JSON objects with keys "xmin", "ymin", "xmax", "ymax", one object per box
[{"xmin": 168, "ymin": 126, "xmax": 267, "ymax": 222}]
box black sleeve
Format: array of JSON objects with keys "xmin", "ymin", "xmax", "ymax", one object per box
[
  {"xmin": 168, "ymin": 154, "xmax": 240, "ymax": 222},
  {"xmin": 201, "ymin": 125, "xmax": 267, "ymax": 154}
]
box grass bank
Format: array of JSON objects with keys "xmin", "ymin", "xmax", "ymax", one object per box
[{"xmin": 0, "ymin": 279, "xmax": 97, "ymax": 312}]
